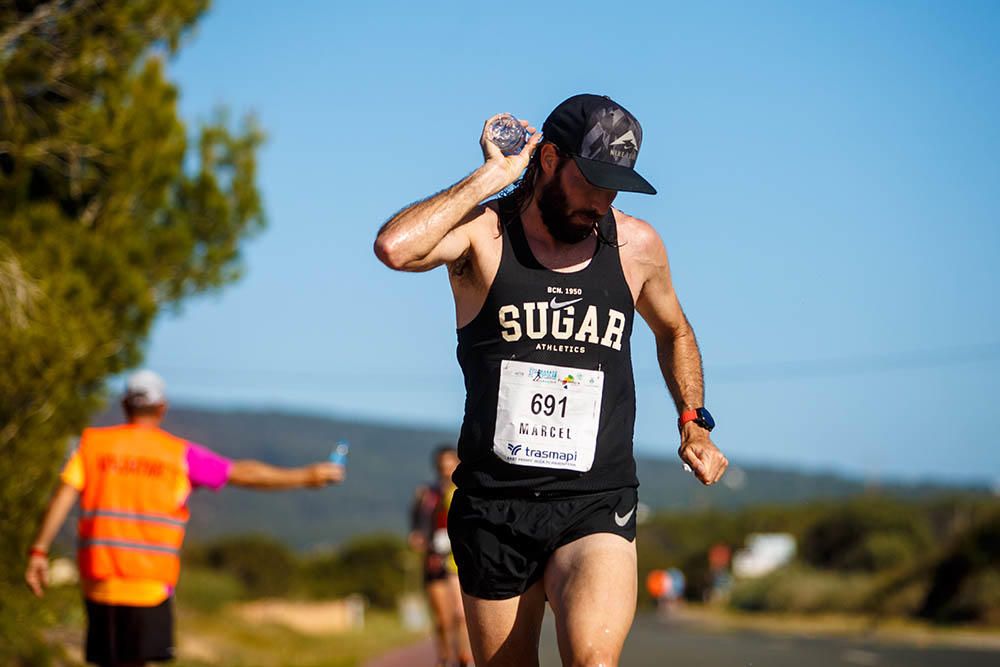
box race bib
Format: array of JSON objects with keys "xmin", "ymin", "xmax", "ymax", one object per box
[{"xmin": 493, "ymin": 360, "xmax": 604, "ymax": 472}]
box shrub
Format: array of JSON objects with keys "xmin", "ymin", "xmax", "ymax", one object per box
[
  {"xmin": 301, "ymin": 534, "xmax": 409, "ymax": 609},
  {"xmin": 800, "ymin": 501, "xmax": 932, "ymax": 573},
  {"xmin": 919, "ymin": 508, "xmax": 1000, "ymax": 624},
  {"xmin": 193, "ymin": 535, "xmax": 297, "ymax": 598},
  {"xmin": 730, "ymin": 565, "xmax": 875, "ymax": 614}
]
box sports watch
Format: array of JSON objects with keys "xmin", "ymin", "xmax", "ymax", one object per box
[{"xmin": 677, "ymin": 407, "xmax": 715, "ymax": 433}]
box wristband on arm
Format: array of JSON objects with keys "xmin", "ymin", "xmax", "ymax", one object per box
[{"xmin": 677, "ymin": 407, "xmax": 716, "ymax": 433}]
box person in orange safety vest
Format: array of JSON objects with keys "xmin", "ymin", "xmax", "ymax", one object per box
[{"xmin": 25, "ymin": 370, "xmax": 345, "ymax": 667}]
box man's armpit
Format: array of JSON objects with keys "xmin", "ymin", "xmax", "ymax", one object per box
[{"xmin": 449, "ymin": 246, "xmax": 474, "ymax": 279}]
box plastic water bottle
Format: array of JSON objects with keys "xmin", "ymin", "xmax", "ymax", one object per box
[
  {"xmin": 329, "ymin": 440, "xmax": 349, "ymax": 466},
  {"xmin": 488, "ymin": 113, "xmax": 527, "ymax": 156}
]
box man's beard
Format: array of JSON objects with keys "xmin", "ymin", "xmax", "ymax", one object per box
[{"xmin": 536, "ymin": 174, "xmax": 601, "ymax": 244}]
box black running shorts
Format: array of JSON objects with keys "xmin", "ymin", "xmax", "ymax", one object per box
[
  {"xmin": 448, "ymin": 487, "xmax": 638, "ymax": 600},
  {"xmin": 423, "ymin": 553, "xmax": 451, "ymax": 585},
  {"xmin": 85, "ymin": 596, "xmax": 174, "ymax": 665}
]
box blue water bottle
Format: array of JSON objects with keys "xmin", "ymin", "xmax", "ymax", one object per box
[{"xmin": 329, "ymin": 440, "xmax": 349, "ymax": 466}]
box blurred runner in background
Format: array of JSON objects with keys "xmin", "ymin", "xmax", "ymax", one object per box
[{"xmin": 409, "ymin": 445, "xmax": 472, "ymax": 667}]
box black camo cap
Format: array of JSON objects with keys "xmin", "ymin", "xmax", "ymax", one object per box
[{"xmin": 541, "ymin": 94, "xmax": 656, "ymax": 195}]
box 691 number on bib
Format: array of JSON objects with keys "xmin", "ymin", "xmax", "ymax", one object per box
[{"xmin": 531, "ymin": 393, "xmax": 567, "ymax": 418}]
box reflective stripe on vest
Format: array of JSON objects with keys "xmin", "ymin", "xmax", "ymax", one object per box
[
  {"xmin": 78, "ymin": 538, "xmax": 181, "ymax": 555},
  {"xmin": 81, "ymin": 509, "xmax": 188, "ymax": 528}
]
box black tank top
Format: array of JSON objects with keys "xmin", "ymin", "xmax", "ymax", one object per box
[{"xmin": 453, "ymin": 199, "xmax": 638, "ymax": 494}]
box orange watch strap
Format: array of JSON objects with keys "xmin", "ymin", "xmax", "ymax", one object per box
[{"xmin": 678, "ymin": 409, "xmax": 699, "ymax": 429}]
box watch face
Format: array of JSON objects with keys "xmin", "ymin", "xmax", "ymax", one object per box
[{"xmin": 696, "ymin": 407, "xmax": 716, "ymax": 431}]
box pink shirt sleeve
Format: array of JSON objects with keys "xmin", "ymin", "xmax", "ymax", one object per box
[{"xmin": 185, "ymin": 442, "xmax": 232, "ymax": 491}]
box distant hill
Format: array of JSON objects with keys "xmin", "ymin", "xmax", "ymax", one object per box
[{"xmin": 83, "ymin": 406, "xmax": 989, "ymax": 551}]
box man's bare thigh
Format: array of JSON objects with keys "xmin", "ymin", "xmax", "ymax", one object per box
[
  {"xmin": 544, "ymin": 532, "xmax": 637, "ymax": 667},
  {"xmin": 462, "ymin": 580, "xmax": 547, "ymax": 667}
]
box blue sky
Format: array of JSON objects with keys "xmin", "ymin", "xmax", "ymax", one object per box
[{"xmin": 142, "ymin": 0, "xmax": 1000, "ymax": 483}]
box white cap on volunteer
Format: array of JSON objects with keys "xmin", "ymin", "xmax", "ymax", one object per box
[{"xmin": 123, "ymin": 369, "xmax": 167, "ymax": 407}]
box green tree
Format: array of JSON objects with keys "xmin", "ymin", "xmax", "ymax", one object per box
[{"xmin": 0, "ymin": 1, "xmax": 264, "ymax": 660}]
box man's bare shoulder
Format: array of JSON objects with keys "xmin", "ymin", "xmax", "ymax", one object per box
[
  {"xmin": 613, "ymin": 208, "xmax": 667, "ymax": 266},
  {"xmin": 463, "ymin": 201, "xmax": 505, "ymax": 254},
  {"xmin": 468, "ymin": 200, "xmax": 502, "ymax": 237}
]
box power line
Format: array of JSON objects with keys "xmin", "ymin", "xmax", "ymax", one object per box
[
  {"xmin": 150, "ymin": 341, "xmax": 1000, "ymax": 385},
  {"xmin": 705, "ymin": 341, "xmax": 1000, "ymax": 383}
]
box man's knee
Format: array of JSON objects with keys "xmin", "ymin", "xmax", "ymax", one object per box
[{"xmin": 565, "ymin": 648, "xmax": 618, "ymax": 667}]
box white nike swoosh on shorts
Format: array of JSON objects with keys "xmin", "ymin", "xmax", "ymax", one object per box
[{"xmin": 614, "ymin": 506, "xmax": 636, "ymax": 527}]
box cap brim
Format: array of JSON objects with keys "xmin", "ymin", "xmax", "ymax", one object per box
[{"xmin": 573, "ymin": 156, "xmax": 657, "ymax": 195}]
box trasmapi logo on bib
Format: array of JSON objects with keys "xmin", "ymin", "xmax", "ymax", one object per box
[{"xmin": 504, "ymin": 445, "xmax": 579, "ymax": 465}]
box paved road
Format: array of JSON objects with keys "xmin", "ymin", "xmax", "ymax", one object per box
[
  {"xmin": 542, "ymin": 613, "xmax": 999, "ymax": 667},
  {"xmin": 367, "ymin": 613, "xmax": 999, "ymax": 667},
  {"xmin": 364, "ymin": 639, "xmax": 436, "ymax": 667}
]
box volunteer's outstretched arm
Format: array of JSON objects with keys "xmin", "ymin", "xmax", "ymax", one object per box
[{"xmin": 228, "ymin": 460, "xmax": 344, "ymax": 489}]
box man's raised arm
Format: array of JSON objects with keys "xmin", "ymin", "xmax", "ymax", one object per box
[{"xmin": 374, "ymin": 114, "xmax": 540, "ymax": 272}]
